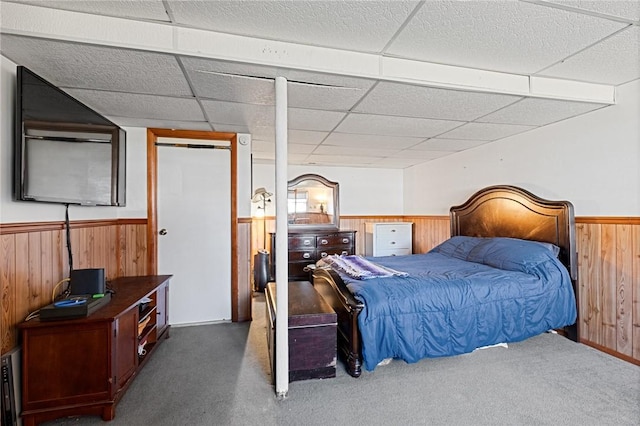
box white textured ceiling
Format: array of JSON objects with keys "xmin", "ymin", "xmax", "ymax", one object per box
[{"xmin": 1, "ymin": 0, "xmax": 639, "ymax": 169}]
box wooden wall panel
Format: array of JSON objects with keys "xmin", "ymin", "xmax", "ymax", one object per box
[
  {"xmin": 633, "ymin": 225, "xmax": 640, "ymax": 361},
  {"xmin": 616, "ymin": 225, "xmax": 632, "ymax": 356},
  {"xmin": 0, "ymin": 219, "xmax": 147, "ymax": 354},
  {"xmin": 576, "ymin": 219, "xmax": 640, "ymax": 365},
  {"xmin": 4, "ymin": 215, "xmax": 638, "ymax": 366}
]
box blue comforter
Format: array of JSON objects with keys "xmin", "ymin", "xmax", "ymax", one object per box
[{"xmin": 339, "ymin": 237, "xmax": 577, "ymax": 371}]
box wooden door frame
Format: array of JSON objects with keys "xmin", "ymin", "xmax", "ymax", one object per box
[{"xmin": 146, "ymin": 129, "xmax": 240, "ymax": 322}]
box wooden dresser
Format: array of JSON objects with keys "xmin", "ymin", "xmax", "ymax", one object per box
[
  {"xmin": 18, "ymin": 275, "xmax": 171, "ymax": 425},
  {"xmin": 270, "ymin": 230, "xmax": 356, "ymax": 281}
]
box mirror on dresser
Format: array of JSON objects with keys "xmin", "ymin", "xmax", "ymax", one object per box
[
  {"xmin": 269, "ymin": 174, "xmax": 356, "ymax": 281},
  {"xmin": 287, "ymin": 174, "xmax": 339, "ymax": 231}
]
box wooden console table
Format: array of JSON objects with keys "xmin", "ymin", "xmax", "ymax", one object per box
[{"xmin": 18, "ymin": 275, "xmax": 171, "ymax": 425}]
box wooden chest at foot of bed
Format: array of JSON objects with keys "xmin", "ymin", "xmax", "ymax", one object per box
[{"xmin": 266, "ymin": 281, "xmax": 337, "ymax": 382}]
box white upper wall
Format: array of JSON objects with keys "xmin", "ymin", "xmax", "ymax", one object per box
[
  {"xmin": 252, "ymin": 163, "xmax": 403, "ymax": 217},
  {"xmin": 0, "ymin": 56, "xmax": 253, "ymax": 223},
  {"xmin": 404, "ymin": 79, "xmax": 640, "ymax": 216}
]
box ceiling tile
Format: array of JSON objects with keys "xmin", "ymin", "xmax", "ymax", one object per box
[
  {"xmin": 386, "ymin": 0, "xmax": 626, "ymax": 74},
  {"xmin": 201, "ymin": 100, "xmax": 274, "ymax": 127},
  {"xmin": 168, "ymin": 0, "xmax": 420, "ymax": 52},
  {"xmin": 64, "ymin": 89, "xmax": 205, "ymax": 121},
  {"xmin": 1, "ymin": 35, "xmax": 192, "ymax": 96},
  {"xmin": 323, "ymin": 132, "xmax": 425, "ymax": 149},
  {"xmin": 371, "ymin": 157, "xmax": 427, "ymax": 168},
  {"xmin": 109, "ymin": 117, "xmax": 212, "ymax": 131},
  {"xmin": 411, "ymin": 138, "xmax": 490, "ymax": 151},
  {"xmin": 537, "ymin": 26, "xmax": 640, "ymax": 85},
  {"xmin": 477, "ymin": 98, "xmax": 608, "ymax": 126},
  {"xmin": 305, "ymin": 154, "xmax": 384, "ymax": 167},
  {"xmin": 438, "ymin": 122, "xmax": 536, "ymax": 141},
  {"xmin": 9, "ymin": 0, "xmax": 171, "ymax": 21},
  {"xmin": 289, "ymin": 130, "xmax": 330, "ymax": 145},
  {"xmin": 336, "ymin": 114, "xmax": 462, "ymax": 138},
  {"xmin": 183, "ymin": 57, "xmax": 375, "ymax": 110},
  {"xmin": 288, "ymin": 108, "xmax": 346, "ymax": 131},
  {"xmin": 182, "ymin": 57, "xmax": 375, "ymax": 89},
  {"xmin": 392, "ymin": 150, "xmax": 453, "ymax": 160},
  {"xmin": 544, "ymin": 1, "xmax": 640, "ymax": 22},
  {"xmin": 210, "ymin": 123, "xmax": 251, "ymax": 134},
  {"xmin": 355, "ymin": 82, "xmax": 521, "ymax": 121},
  {"xmin": 312, "ymin": 145, "xmax": 400, "ymax": 157}
]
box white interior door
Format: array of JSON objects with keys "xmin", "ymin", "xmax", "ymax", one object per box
[{"xmin": 157, "ymin": 142, "xmax": 231, "ymax": 325}]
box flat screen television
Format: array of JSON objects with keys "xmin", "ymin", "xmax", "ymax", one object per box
[{"xmin": 14, "ymin": 66, "xmax": 126, "ymax": 206}]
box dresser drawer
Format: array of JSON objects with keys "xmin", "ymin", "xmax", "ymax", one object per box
[
  {"xmin": 288, "ymin": 235, "xmax": 316, "ymax": 249},
  {"xmin": 289, "ymin": 250, "xmax": 316, "ymax": 262},
  {"xmin": 374, "ymin": 248, "xmax": 412, "ymax": 257},
  {"xmin": 316, "ymin": 234, "xmax": 354, "ymax": 248},
  {"xmin": 376, "ymin": 225, "xmax": 412, "ymax": 249},
  {"xmin": 317, "ymin": 247, "xmax": 352, "ymax": 259}
]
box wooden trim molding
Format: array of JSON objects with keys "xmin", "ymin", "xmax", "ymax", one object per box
[
  {"xmin": 1, "ymin": 218, "xmax": 147, "ymax": 235},
  {"xmin": 576, "ymin": 217, "xmax": 640, "ymax": 225},
  {"xmin": 145, "ymin": 128, "xmax": 244, "ymax": 322},
  {"xmin": 580, "ymin": 339, "xmax": 640, "ymax": 366}
]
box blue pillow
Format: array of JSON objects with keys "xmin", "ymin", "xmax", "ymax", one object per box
[
  {"xmin": 466, "ymin": 237, "xmax": 559, "ymax": 273},
  {"xmin": 429, "ymin": 236, "xmax": 485, "ymax": 260}
]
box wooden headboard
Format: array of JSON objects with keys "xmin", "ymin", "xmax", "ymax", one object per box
[{"xmin": 450, "ymin": 185, "xmax": 577, "ymax": 282}]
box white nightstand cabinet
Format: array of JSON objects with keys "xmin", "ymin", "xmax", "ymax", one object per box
[{"xmin": 364, "ymin": 222, "xmax": 413, "ymax": 257}]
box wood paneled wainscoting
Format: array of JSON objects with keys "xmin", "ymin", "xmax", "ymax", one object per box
[
  {"xmin": 576, "ymin": 217, "xmax": 640, "ymax": 365},
  {"xmin": 253, "ymin": 215, "xmax": 640, "ymax": 365},
  {"xmin": 1, "ymin": 219, "xmax": 148, "ymax": 354}
]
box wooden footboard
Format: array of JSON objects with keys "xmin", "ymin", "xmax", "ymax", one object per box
[{"xmin": 312, "ymin": 268, "xmax": 364, "ymax": 377}]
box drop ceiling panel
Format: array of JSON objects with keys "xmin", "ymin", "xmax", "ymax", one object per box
[
  {"xmin": 201, "ymin": 100, "xmax": 274, "ymax": 127},
  {"xmin": 385, "ymin": 1, "xmax": 626, "ymax": 74},
  {"xmin": 312, "ymin": 145, "xmax": 399, "ymax": 157},
  {"xmin": 109, "ymin": 117, "xmax": 212, "ymax": 131},
  {"xmin": 355, "ymin": 82, "xmax": 522, "ymax": 121},
  {"xmin": 168, "ymin": 0, "xmax": 420, "ymax": 52},
  {"xmin": 8, "ymin": 0, "xmax": 171, "ymax": 21},
  {"xmin": 537, "ymin": 26, "xmax": 640, "ymax": 85},
  {"xmin": 289, "ymin": 130, "xmax": 330, "ymax": 145},
  {"xmin": 544, "ymin": 0, "xmax": 640, "ymax": 22},
  {"xmin": 288, "ymin": 108, "xmax": 347, "ymax": 131},
  {"xmin": 391, "ymin": 150, "xmax": 453, "ymax": 160},
  {"xmin": 189, "ymin": 71, "xmax": 275, "ymax": 105},
  {"xmin": 411, "ymin": 138, "xmax": 490, "ymax": 152},
  {"xmin": 1, "ymin": 35, "xmax": 192, "ymax": 96},
  {"xmin": 187, "ymin": 69, "xmax": 368, "ymax": 111},
  {"xmin": 371, "ymin": 157, "xmax": 427, "ymax": 168},
  {"xmin": 323, "ymin": 132, "xmax": 425, "ymax": 149},
  {"xmin": 336, "ymin": 114, "xmax": 462, "ymax": 138},
  {"xmin": 64, "ymin": 89, "xmax": 205, "ymax": 121},
  {"xmin": 477, "ymin": 98, "xmax": 607, "ymax": 126},
  {"xmin": 438, "ymin": 122, "xmax": 536, "ymax": 141},
  {"xmin": 182, "ymin": 57, "xmax": 375, "ymax": 89},
  {"xmin": 305, "ymin": 154, "xmax": 384, "ymax": 166}
]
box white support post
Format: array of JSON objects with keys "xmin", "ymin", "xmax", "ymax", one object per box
[{"xmin": 274, "ymin": 76, "xmax": 289, "ymax": 398}]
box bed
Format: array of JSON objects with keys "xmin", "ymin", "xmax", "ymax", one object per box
[{"xmin": 312, "ymin": 185, "xmax": 579, "ymax": 377}]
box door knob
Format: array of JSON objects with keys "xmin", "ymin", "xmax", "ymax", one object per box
[{"xmin": 159, "ymin": 228, "xmax": 167, "ymax": 236}]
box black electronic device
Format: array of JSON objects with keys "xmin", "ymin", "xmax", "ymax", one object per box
[
  {"xmin": 70, "ymin": 268, "xmax": 106, "ymax": 296},
  {"xmin": 39, "ymin": 293, "xmax": 112, "ymax": 321},
  {"xmin": 14, "ymin": 66, "xmax": 126, "ymax": 206}
]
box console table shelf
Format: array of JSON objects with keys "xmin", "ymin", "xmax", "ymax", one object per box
[{"xmin": 18, "ymin": 275, "xmax": 171, "ymax": 425}]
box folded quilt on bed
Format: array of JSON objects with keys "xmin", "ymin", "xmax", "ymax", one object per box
[
  {"xmin": 339, "ymin": 237, "xmax": 577, "ymax": 371},
  {"xmin": 320, "ymin": 254, "xmax": 409, "ymax": 280}
]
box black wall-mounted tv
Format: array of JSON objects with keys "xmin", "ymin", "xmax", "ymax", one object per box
[{"xmin": 14, "ymin": 66, "xmax": 126, "ymax": 206}]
